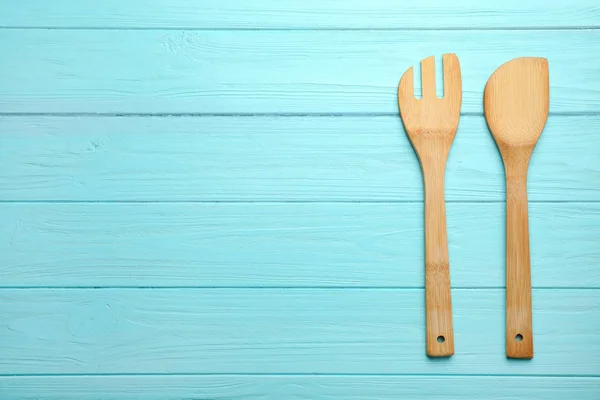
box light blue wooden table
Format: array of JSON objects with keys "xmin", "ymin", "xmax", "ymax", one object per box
[{"xmin": 1, "ymin": 1, "xmax": 599, "ymax": 398}]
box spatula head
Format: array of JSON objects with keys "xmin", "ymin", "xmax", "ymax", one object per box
[{"xmin": 484, "ymin": 57, "xmax": 549, "ymax": 150}]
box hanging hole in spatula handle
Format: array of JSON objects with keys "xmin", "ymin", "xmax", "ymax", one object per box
[
  {"xmin": 424, "ymin": 170, "xmax": 454, "ymax": 357},
  {"xmin": 505, "ymin": 172, "xmax": 534, "ymax": 359},
  {"xmin": 425, "ymin": 260, "xmax": 454, "ymax": 357}
]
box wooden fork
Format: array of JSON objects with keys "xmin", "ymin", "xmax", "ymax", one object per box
[{"xmin": 398, "ymin": 54, "xmax": 462, "ymax": 357}]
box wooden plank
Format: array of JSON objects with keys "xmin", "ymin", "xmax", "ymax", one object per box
[
  {"xmin": 1, "ymin": 30, "xmax": 599, "ymax": 114},
  {"xmin": 1, "ymin": 116, "xmax": 598, "ymax": 202},
  {"xmin": 1, "ymin": 0, "xmax": 599, "ymax": 29},
  {"xmin": 1, "ymin": 375, "xmax": 599, "ymax": 400},
  {"xmin": 1, "ymin": 289, "xmax": 599, "ymax": 374},
  {"xmin": 1, "ymin": 203, "xmax": 599, "ymax": 288}
]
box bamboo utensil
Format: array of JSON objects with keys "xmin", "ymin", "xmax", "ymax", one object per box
[
  {"xmin": 398, "ymin": 54, "xmax": 462, "ymax": 357},
  {"xmin": 484, "ymin": 57, "xmax": 549, "ymax": 359}
]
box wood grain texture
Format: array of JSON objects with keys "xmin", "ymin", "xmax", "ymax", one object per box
[
  {"xmin": 1, "ymin": 203, "xmax": 599, "ymax": 288},
  {"xmin": 399, "ymin": 54, "xmax": 463, "ymax": 356},
  {"xmin": 1, "ymin": 30, "xmax": 599, "ymax": 114},
  {"xmin": 1, "ymin": 116, "xmax": 599, "ymax": 202},
  {"xmin": 1, "ymin": 289, "xmax": 599, "ymax": 375},
  {"xmin": 485, "ymin": 57, "xmax": 550, "ymax": 359},
  {"xmin": 1, "ymin": 0, "xmax": 599, "ymax": 28},
  {"xmin": 2, "ymin": 376, "xmax": 600, "ymax": 400}
]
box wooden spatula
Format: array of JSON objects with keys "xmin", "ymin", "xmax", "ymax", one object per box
[
  {"xmin": 398, "ymin": 54, "xmax": 462, "ymax": 357},
  {"xmin": 484, "ymin": 57, "xmax": 549, "ymax": 359}
]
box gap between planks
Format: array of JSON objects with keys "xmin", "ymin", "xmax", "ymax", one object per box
[
  {"xmin": 0, "ymin": 287, "xmax": 599, "ymax": 290},
  {"xmin": 1, "ymin": 112, "xmax": 600, "ymax": 117},
  {"xmin": 2, "ymin": 200, "xmax": 600, "ymax": 204},
  {"xmin": 1, "ymin": 26, "xmax": 600, "ymax": 31},
  {"xmin": 1, "ymin": 372, "xmax": 600, "ymax": 377}
]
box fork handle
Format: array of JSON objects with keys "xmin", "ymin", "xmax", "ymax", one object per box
[
  {"xmin": 505, "ymin": 166, "xmax": 534, "ymax": 359},
  {"xmin": 423, "ymin": 163, "xmax": 454, "ymax": 357}
]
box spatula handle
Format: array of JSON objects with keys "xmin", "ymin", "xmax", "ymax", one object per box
[
  {"xmin": 505, "ymin": 172, "xmax": 534, "ymax": 359},
  {"xmin": 423, "ymin": 164, "xmax": 454, "ymax": 357}
]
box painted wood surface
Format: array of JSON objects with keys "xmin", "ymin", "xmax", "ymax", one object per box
[
  {"xmin": 2, "ymin": 0, "xmax": 599, "ymax": 29},
  {"xmin": 2, "ymin": 376, "xmax": 600, "ymax": 400},
  {"xmin": 1, "ymin": 30, "xmax": 600, "ymax": 114},
  {"xmin": 1, "ymin": 289, "xmax": 599, "ymax": 375},
  {"xmin": 1, "ymin": 116, "xmax": 598, "ymax": 201},
  {"xmin": 1, "ymin": 0, "xmax": 599, "ymax": 397},
  {"xmin": 2, "ymin": 203, "xmax": 598, "ymax": 288}
]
